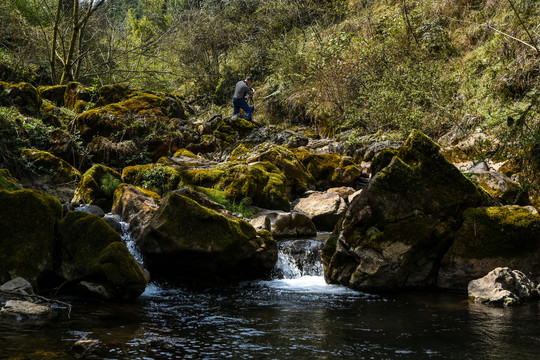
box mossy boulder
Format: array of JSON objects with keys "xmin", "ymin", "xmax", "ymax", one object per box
[
  {"xmin": 205, "ymin": 116, "xmax": 258, "ymax": 148},
  {"xmin": 75, "ymin": 93, "xmax": 172, "ymax": 141},
  {"xmin": 38, "ymin": 85, "xmax": 67, "ymax": 107},
  {"xmin": 122, "ymin": 164, "xmax": 181, "ymax": 196},
  {"xmin": 87, "ymin": 137, "xmax": 140, "ymax": 168},
  {"xmin": 235, "ymin": 143, "xmax": 314, "ymax": 198},
  {"xmin": 0, "ymin": 190, "xmax": 63, "ymax": 285},
  {"xmin": 64, "ymin": 82, "xmax": 92, "ymax": 111},
  {"xmin": 94, "ymin": 84, "xmax": 135, "ymax": 107},
  {"xmin": 139, "ymin": 193, "xmax": 277, "ymax": 283},
  {"xmin": 72, "ymin": 164, "xmax": 122, "ymax": 211},
  {"xmin": 21, "ymin": 149, "xmax": 81, "ymax": 184},
  {"xmin": 324, "ymin": 130, "xmax": 494, "ymax": 291},
  {"xmin": 0, "ymin": 83, "xmax": 42, "ymax": 116},
  {"xmin": 177, "ymin": 161, "xmax": 290, "ymax": 211},
  {"xmin": 295, "ymin": 150, "xmax": 361, "ymax": 189},
  {"xmin": 56, "ymin": 211, "xmax": 148, "ymax": 299},
  {"xmin": 0, "ymin": 169, "xmax": 21, "ymax": 191},
  {"xmin": 438, "ymin": 206, "xmax": 540, "ymax": 289}
]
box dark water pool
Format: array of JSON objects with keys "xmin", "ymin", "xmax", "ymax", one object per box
[{"xmin": 1, "ymin": 276, "xmax": 539, "ymax": 360}]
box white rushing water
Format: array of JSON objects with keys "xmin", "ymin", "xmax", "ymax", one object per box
[{"xmin": 260, "ymin": 239, "xmax": 359, "ymax": 294}]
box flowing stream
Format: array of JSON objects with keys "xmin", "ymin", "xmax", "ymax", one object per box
[{"xmin": 1, "ymin": 225, "xmax": 539, "ymax": 359}]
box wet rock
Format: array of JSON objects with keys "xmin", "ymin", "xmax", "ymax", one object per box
[
  {"xmin": 275, "ymin": 240, "xmax": 324, "ymax": 277},
  {"xmin": 75, "ymin": 204, "xmax": 105, "ymax": 217},
  {"xmin": 72, "ymin": 339, "xmax": 99, "ymax": 354},
  {"xmin": 249, "ymin": 211, "xmax": 317, "ymax": 238},
  {"xmin": 0, "ymin": 300, "xmax": 54, "ymax": 318},
  {"xmin": 111, "ymin": 184, "xmax": 161, "ymax": 239},
  {"xmin": 103, "ymin": 214, "xmax": 123, "ymax": 234},
  {"xmin": 438, "ymin": 205, "xmax": 540, "ymax": 289},
  {"xmin": 468, "ymin": 267, "xmax": 539, "ymax": 306},
  {"xmin": 293, "ymin": 191, "xmax": 347, "ymax": 231},
  {"xmin": 0, "ymin": 277, "xmax": 34, "ymax": 296},
  {"xmin": 138, "ymin": 193, "xmax": 277, "ymax": 283},
  {"xmin": 57, "ymin": 211, "xmax": 148, "ymax": 300},
  {"xmin": 324, "ymin": 130, "xmax": 494, "ymax": 291}
]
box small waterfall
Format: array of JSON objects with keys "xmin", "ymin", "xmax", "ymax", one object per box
[
  {"xmin": 272, "ymin": 239, "xmax": 324, "ymax": 279},
  {"xmin": 105, "ymin": 213, "xmax": 144, "ymax": 264}
]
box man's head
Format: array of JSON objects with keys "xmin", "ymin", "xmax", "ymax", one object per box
[{"xmin": 245, "ymin": 76, "xmax": 253, "ymax": 85}]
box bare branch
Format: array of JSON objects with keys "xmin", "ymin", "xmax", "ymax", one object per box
[{"xmin": 444, "ymin": 15, "xmax": 539, "ymax": 53}]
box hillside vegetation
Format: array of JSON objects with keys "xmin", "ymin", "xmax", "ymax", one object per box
[{"xmin": 1, "ymin": 1, "xmax": 538, "ymax": 159}]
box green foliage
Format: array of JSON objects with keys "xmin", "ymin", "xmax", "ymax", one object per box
[
  {"xmin": 200, "ymin": 186, "xmax": 255, "ymax": 218},
  {"xmin": 101, "ymin": 172, "xmax": 122, "ymax": 196},
  {"xmin": 140, "ymin": 165, "xmax": 179, "ymax": 195}
]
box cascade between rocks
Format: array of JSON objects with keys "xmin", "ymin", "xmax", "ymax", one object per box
[
  {"xmin": 272, "ymin": 239, "xmax": 325, "ymax": 280},
  {"xmin": 117, "ymin": 215, "xmax": 327, "ymax": 285}
]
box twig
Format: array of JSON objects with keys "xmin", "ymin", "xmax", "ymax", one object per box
[
  {"xmin": 444, "ymin": 15, "xmax": 539, "ymax": 53},
  {"xmin": 402, "ymin": 0, "xmax": 420, "ymax": 47},
  {"xmin": 505, "ymin": 0, "xmax": 538, "ymax": 53},
  {"xmin": 1, "ymin": 289, "xmax": 73, "ymax": 319}
]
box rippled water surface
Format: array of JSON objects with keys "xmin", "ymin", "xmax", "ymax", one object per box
[
  {"xmin": 2, "ymin": 277, "xmax": 540, "ymax": 359},
  {"xmin": 2, "ymin": 233, "xmax": 539, "ymax": 359}
]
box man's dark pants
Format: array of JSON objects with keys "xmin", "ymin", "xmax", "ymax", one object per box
[{"xmin": 232, "ymin": 97, "xmax": 252, "ymax": 120}]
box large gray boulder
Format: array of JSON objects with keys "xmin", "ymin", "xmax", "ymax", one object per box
[
  {"xmin": 468, "ymin": 267, "xmax": 539, "ymax": 306},
  {"xmin": 323, "ymin": 130, "xmax": 494, "ymax": 291}
]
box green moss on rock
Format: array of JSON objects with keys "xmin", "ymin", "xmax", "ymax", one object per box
[
  {"xmin": 72, "ymin": 164, "xmax": 121, "ymax": 210},
  {"xmin": 370, "ymin": 148, "xmax": 398, "ymax": 176},
  {"xmin": 38, "ymin": 85, "xmax": 67, "ymax": 107},
  {"xmin": 447, "ymin": 206, "xmax": 540, "ymax": 259},
  {"xmin": 95, "ymin": 84, "xmax": 134, "ymax": 107},
  {"xmin": 139, "ymin": 193, "xmax": 276, "ymax": 282},
  {"xmin": 325, "ymin": 130, "xmax": 496, "ymax": 290},
  {"xmin": 75, "ymin": 93, "xmax": 169, "ymax": 140},
  {"xmin": 0, "ymin": 169, "xmax": 20, "ymax": 190},
  {"xmin": 57, "ymin": 211, "xmax": 147, "ymax": 299},
  {"xmin": 295, "ymin": 150, "xmax": 361, "ymax": 189},
  {"xmin": 177, "ymin": 161, "xmax": 290, "ymax": 211},
  {"xmin": 21, "ymin": 149, "xmax": 81, "ymax": 184},
  {"xmin": 122, "ymin": 164, "xmax": 181, "ymax": 196},
  {"xmin": 1, "ymin": 83, "xmax": 42, "ymax": 116},
  {"xmin": 64, "ymin": 82, "xmax": 92, "ymax": 110},
  {"xmin": 0, "ymin": 189, "xmax": 63, "ymax": 285},
  {"xmin": 237, "ymin": 143, "xmax": 314, "ymax": 197}
]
